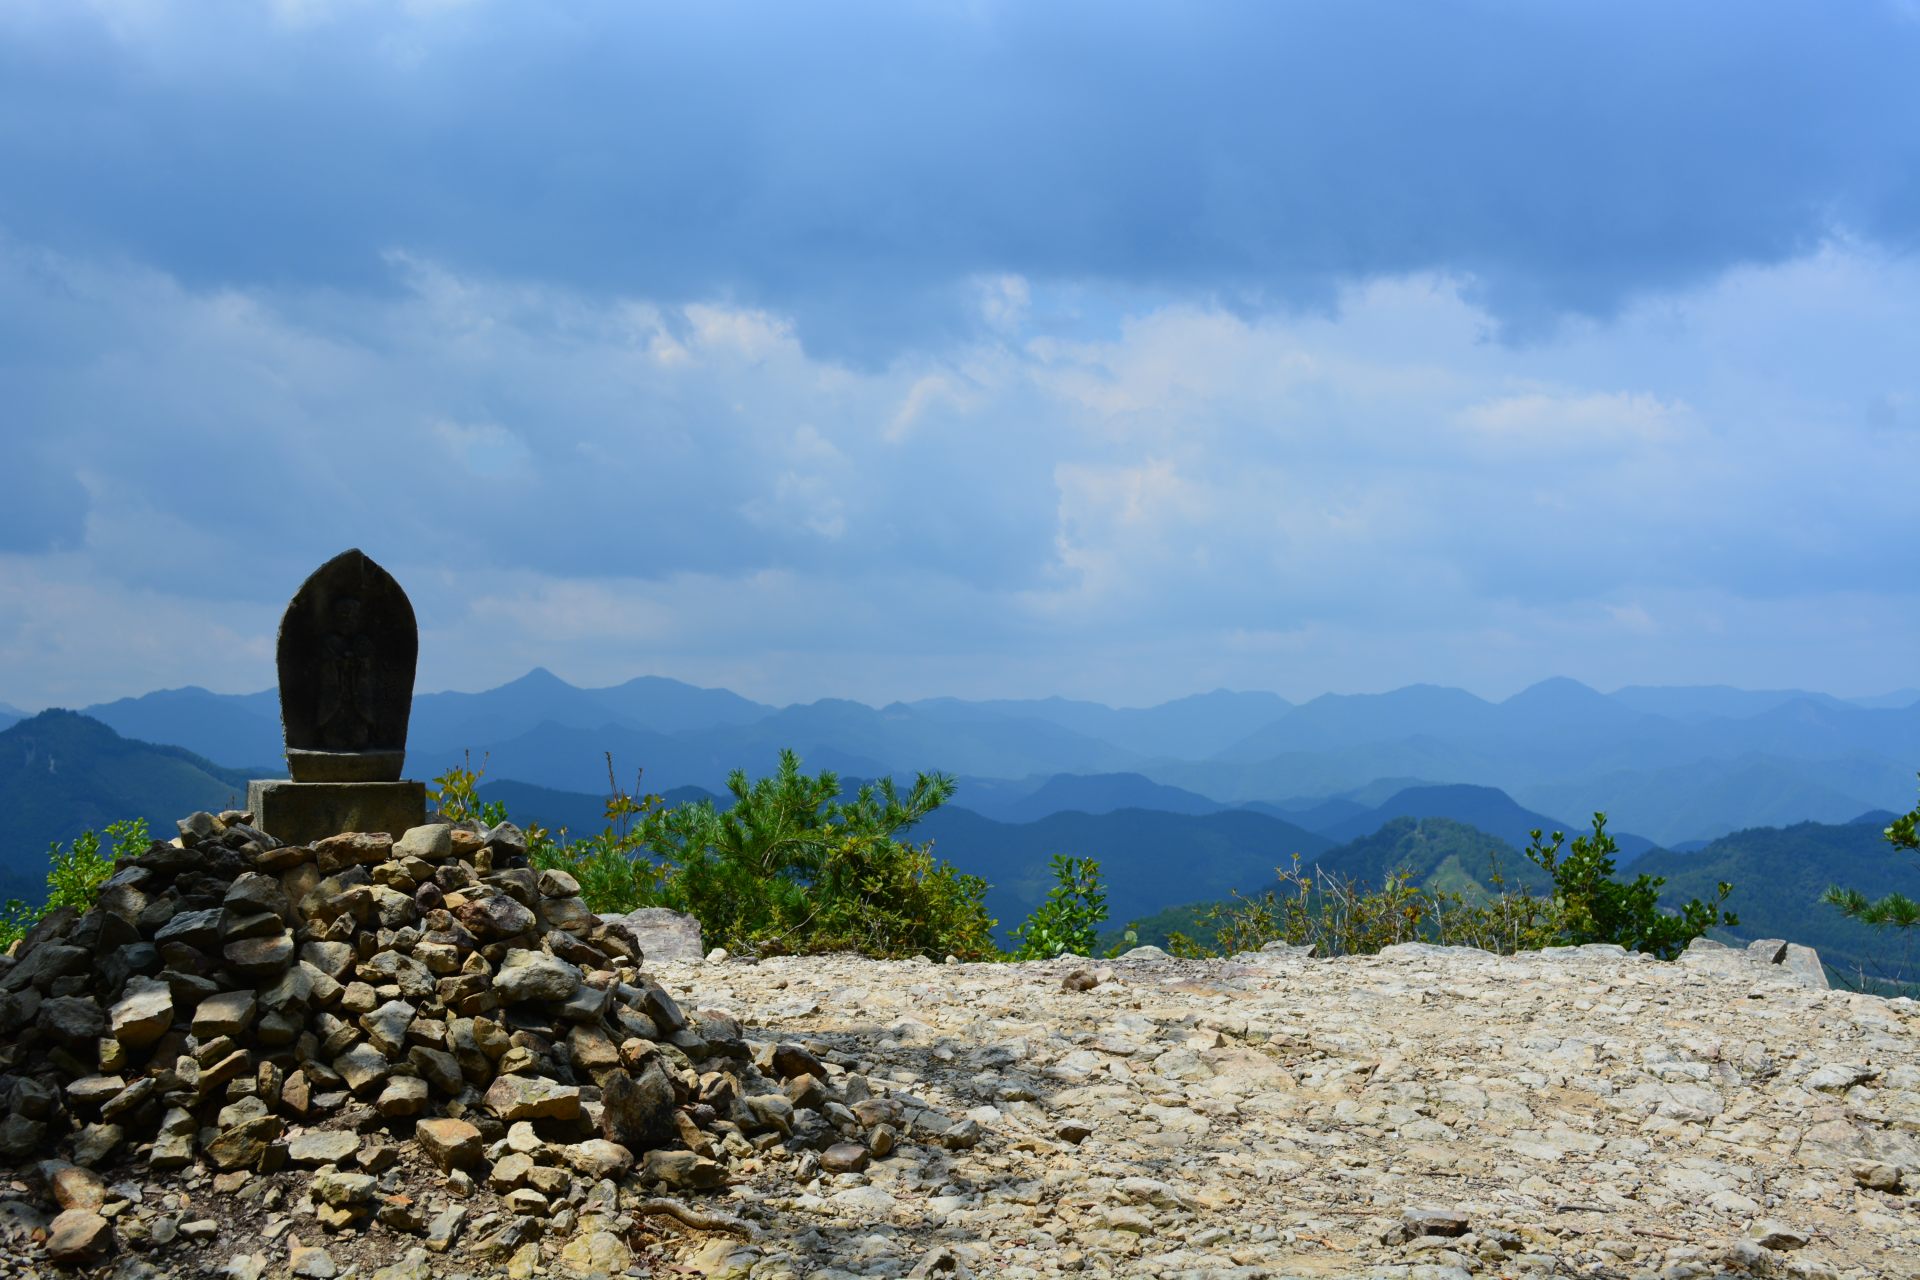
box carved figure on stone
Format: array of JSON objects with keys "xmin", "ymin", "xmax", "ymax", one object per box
[
  {"xmin": 317, "ymin": 595, "xmax": 377, "ymax": 750},
  {"xmin": 276, "ymin": 549, "xmax": 417, "ymax": 782}
]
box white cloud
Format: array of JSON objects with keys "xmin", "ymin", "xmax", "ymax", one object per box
[
  {"xmin": 2, "ymin": 236, "xmax": 1918, "ymax": 707},
  {"xmin": 682, "ymin": 304, "xmax": 797, "ymax": 363},
  {"xmin": 1453, "ymin": 390, "xmax": 1686, "ymax": 454},
  {"xmin": 977, "ymin": 274, "xmax": 1031, "ymax": 333},
  {"xmin": 433, "ymin": 419, "xmax": 531, "ymax": 477}
]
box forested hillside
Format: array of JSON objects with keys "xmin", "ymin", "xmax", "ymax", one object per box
[
  {"xmin": 1641, "ymin": 818, "xmax": 1920, "ymax": 987},
  {"xmin": 0, "ymin": 711, "xmax": 249, "ymax": 885},
  {"xmin": 1110, "ymin": 816, "xmax": 1548, "ymax": 949}
]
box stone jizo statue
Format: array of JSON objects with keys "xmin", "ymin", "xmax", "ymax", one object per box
[
  {"xmin": 249, "ymin": 548, "xmax": 427, "ymax": 842},
  {"xmin": 277, "ymin": 548, "xmax": 417, "ymax": 782}
]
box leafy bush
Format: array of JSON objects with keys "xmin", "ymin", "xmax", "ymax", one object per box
[
  {"xmin": 638, "ymin": 750, "xmax": 995, "ymax": 960},
  {"xmin": 428, "ymin": 752, "xmax": 510, "ymax": 827},
  {"xmin": 0, "ymin": 818, "xmax": 149, "ymax": 950},
  {"xmin": 1009, "ymin": 854, "xmax": 1108, "ymax": 960},
  {"xmin": 454, "ymin": 749, "xmax": 996, "ymax": 961},
  {"xmin": 1522, "ymin": 814, "xmax": 1736, "ymax": 959},
  {"xmin": 1821, "ymin": 776, "xmax": 1920, "ymax": 973},
  {"xmin": 1166, "ymin": 813, "xmax": 1734, "ymax": 961}
]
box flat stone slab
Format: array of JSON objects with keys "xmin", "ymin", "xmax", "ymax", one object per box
[
  {"xmin": 599, "ymin": 907, "xmax": 703, "ymax": 964},
  {"xmin": 286, "ymin": 1130, "xmax": 362, "ymax": 1167},
  {"xmin": 247, "ymin": 779, "xmax": 426, "ymax": 848}
]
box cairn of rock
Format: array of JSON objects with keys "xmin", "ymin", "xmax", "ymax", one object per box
[{"xmin": 0, "ymin": 811, "xmax": 961, "ymax": 1272}]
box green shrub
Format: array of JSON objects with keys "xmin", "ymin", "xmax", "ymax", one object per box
[
  {"xmin": 1009, "ymin": 854, "xmax": 1107, "ymax": 960},
  {"xmin": 0, "ymin": 818, "xmax": 149, "ymax": 951},
  {"xmin": 638, "ymin": 750, "xmax": 995, "ymax": 960},
  {"xmin": 452, "ymin": 749, "xmax": 996, "ymax": 961},
  {"xmin": 428, "ymin": 751, "xmax": 510, "ymax": 827},
  {"xmin": 1166, "ymin": 813, "xmax": 1734, "ymax": 961},
  {"xmin": 1524, "ymin": 814, "xmax": 1735, "ymax": 959}
]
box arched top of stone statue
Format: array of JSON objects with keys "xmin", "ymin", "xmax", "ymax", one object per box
[{"xmin": 276, "ymin": 548, "xmax": 417, "ymax": 782}]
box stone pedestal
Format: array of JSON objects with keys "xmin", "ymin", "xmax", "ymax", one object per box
[{"xmin": 247, "ymin": 779, "xmax": 427, "ymax": 847}]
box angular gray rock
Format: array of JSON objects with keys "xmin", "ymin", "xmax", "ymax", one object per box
[
  {"xmin": 490, "ymin": 949, "xmax": 581, "ymax": 1004},
  {"xmin": 599, "ymin": 906, "xmax": 703, "ymax": 962},
  {"xmin": 109, "ymin": 976, "xmax": 174, "ymax": 1048}
]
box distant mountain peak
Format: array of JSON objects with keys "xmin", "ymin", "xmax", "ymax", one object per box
[
  {"xmin": 1506, "ymin": 676, "xmax": 1604, "ymax": 701},
  {"xmin": 1385, "ymin": 781, "xmax": 1514, "ymax": 803},
  {"xmin": 502, "ymin": 667, "xmax": 574, "ymax": 690},
  {"xmin": 9, "ymin": 707, "xmax": 120, "ymax": 739}
]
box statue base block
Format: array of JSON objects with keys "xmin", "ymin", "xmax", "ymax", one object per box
[{"xmin": 247, "ymin": 779, "xmax": 428, "ymax": 847}]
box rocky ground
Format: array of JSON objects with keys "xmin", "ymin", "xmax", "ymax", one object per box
[
  {"xmin": 6, "ymin": 923, "xmax": 1918, "ymax": 1278},
  {"xmin": 648, "ymin": 940, "xmax": 1919, "ymax": 1280}
]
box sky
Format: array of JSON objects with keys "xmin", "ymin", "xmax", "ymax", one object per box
[{"xmin": 3, "ymin": 0, "xmax": 1918, "ymax": 710}]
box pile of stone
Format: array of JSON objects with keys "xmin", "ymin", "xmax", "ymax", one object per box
[{"xmin": 0, "ymin": 810, "xmax": 956, "ymax": 1271}]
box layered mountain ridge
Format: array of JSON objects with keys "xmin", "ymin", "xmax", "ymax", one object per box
[{"xmin": 39, "ymin": 671, "xmax": 1918, "ymax": 849}]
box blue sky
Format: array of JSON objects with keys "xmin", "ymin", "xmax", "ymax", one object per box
[{"xmin": 3, "ymin": 0, "xmax": 1918, "ymax": 708}]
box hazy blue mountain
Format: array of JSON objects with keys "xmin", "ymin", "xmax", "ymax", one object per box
[
  {"xmin": 1335, "ymin": 777, "xmax": 1447, "ymax": 807},
  {"xmin": 941, "ymin": 775, "xmax": 1051, "ymax": 814},
  {"xmin": 1155, "ymin": 732, "xmax": 1498, "ymax": 803},
  {"xmin": 1514, "ymin": 753, "xmax": 1908, "ymax": 847},
  {"xmin": 1499, "ymin": 677, "xmax": 1664, "ymax": 738},
  {"xmin": 1638, "ymin": 820, "xmax": 1920, "ymax": 987},
  {"xmin": 1678, "ymin": 700, "xmax": 1920, "ymax": 765},
  {"xmin": 58, "ymin": 670, "xmax": 1920, "ymax": 851},
  {"xmin": 410, "ymin": 668, "xmax": 645, "ymax": 755},
  {"xmin": 1609, "ymin": 684, "xmax": 1853, "ymax": 722},
  {"xmin": 913, "ymin": 805, "xmax": 1331, "ymax": 941},
  {"xmin": 410, "ymin": 669, "xmax": 774, "ymax": 754},
  {"xmin": 84, "ymin": 671, "xmax": 776, "ymax": 776},
  {"xmin": 1850, "ymin": 809, "xmax": 1901, "ymax": 828},
  {"xmin": 1846, "ymin": 689, "xmax": 1920, "ymax": 711},
  {"xmin": 1245, "ymin": 796, "xmax": 1375, "ymax": 830},
  {"xmin": 478, "ymin": 778, "xmax": 720, "ymax": 836},
  {"xmin": 478, "ymin": 778, "xmax": 613, "ymax": 834},
  {"xmin": 431, "ymin": 700, "xmax": 1147, "ymax": 795},
  {"xmin": 745, "ymin": 698, "xmax": 1140, "ymax": 780},
  {"xmin": 1313, "ymin": 782, "xmax": 1657, "ymax": 864},
  {"xmin": 1215, "ymin": 680, "xmax": 1687, "ymax": 786},
  {"xmin": 562, "ymin": 675, "xmax": 773, "ymax": 734},
  {"xmin": 910, "ymin": 689, "xmax": 1292, "ymax": 760},
  {"xmin": 84, "ymin": 686, "xmax": 283, "ymax": 770},
  {"xmin": 0, "ymin": 711, "xmax": 251, "ymax": 888},
  {"xmin": 0, "ymin": 706, "xmax": 21, "ymax": 732},
  {"xmin": 1214, "ymin": 684, "xmax": 1498, "ymax": 762},
  {"xmin": 953, "ymin": 772, "xmax": 1227, "ymax": 824},
  {"xmin": 1249, "ymin": 777, "xmax": 1463, "ymax": 830},
  {"xmin": 414, "ymin": 721, "xmax": 837, "ymax": 795}
]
